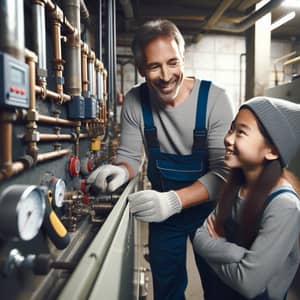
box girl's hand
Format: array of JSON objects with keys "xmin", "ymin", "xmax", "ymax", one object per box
[{"xmin": 207, "ymin": 215, "xmax": 225, "ymax": 238}]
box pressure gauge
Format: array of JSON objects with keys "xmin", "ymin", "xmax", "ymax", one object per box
[
  {"xmin": 0, "ymin": 185, "xmax": 46, "ymax": 241},
  {"xmin": 51, "ymin": 178, "xmax": 66, "ymax": 208}
]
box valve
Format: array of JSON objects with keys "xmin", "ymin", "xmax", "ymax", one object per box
[
  {"xmin": 68, "ymin": 155, "xmax": 80, "ymax": 177},
  {"xmin": 2, "ymin": 248, "xmax": 74, "ymax": 276}
]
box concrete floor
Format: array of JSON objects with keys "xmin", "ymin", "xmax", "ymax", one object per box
[{"xmin": 140, "ymin": 221, "xmax": 300, "ymax": 300}]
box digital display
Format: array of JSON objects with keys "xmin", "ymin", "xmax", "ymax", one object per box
[{"xmin": 11, "ymin": 66, "xmax": 25, "ymax": 85}]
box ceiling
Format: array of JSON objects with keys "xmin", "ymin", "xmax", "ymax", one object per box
[{"xmin": 115, "ymin": 0, "xmax": 300, "ymax": 46}]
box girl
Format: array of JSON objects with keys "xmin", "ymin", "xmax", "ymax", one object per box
[{"xmin": 193, "ymin": 96, "xmax": 300, "ymax": 300}]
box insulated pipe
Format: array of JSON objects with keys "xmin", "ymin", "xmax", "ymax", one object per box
[
  {"xmin": 0, "ymin": 0, "xmax": 25, "ymax": 60},
  {"xmin": 62, "ymin": 0, "xmax": 82, "ymax": 96},
  {"xmin": 33, "ymin": 0, "xmax": 47, "ymax": 86}
]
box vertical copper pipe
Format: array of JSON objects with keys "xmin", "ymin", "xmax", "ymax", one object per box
[
  {"xmin": 25, "ymin": 49, "xmax": 39, "ymax": 161},
  {"xmin": 81, "ymin": 43, "xmax": 89, "ymax": 94},
  {"xmin": 0, "ymin": 112, "xmax": 13, "ymax": 167},
  {"xmin": 52, "ymin": 6, "xmax": 64, "ymax": 99}
]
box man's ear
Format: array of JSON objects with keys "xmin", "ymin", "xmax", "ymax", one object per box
[{"xmin": 265, "ymin": 145, "xmax": 279, "ymax": 161}]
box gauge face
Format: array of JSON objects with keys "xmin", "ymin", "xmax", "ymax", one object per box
[
  {"xmin": 16, "ymin": 186, "xmax": 46, "ymax": 241},
  {"xmin": 53, "ymin": 179, "xmax": 66, "ymax": 208}
]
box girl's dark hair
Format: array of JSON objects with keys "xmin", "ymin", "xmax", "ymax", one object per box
[{"xmin": 216, "ymin": 108, "xmax": 284, "ymax": 248}]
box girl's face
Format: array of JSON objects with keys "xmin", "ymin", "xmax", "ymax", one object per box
[{"xmin": 224, "ymin": 108, "xmax": 277, "ymax": 172}]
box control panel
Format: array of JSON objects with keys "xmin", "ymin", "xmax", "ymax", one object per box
[{"xmin": 0, "ymin": 52, "xmax": 29, "ymax": 108}]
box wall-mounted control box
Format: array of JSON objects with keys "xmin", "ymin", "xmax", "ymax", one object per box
[{"xmin": 0, "ymin": 52, "xmax": 29, "ymax": 109}]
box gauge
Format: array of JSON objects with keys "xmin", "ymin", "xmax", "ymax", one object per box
[
  {"xmin": 51, "ymin": 178, "xmax": 66, "ymax": 208},
  {"xmin": 0, "ymin": 185, "xmax": 46, "ymax": 241}
]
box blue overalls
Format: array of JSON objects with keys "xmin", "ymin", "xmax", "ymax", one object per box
[
  {"xmin": 140, "ymin": 80, "xmax": 215, "ymax": 300},
  {"xmin": 217, "ymin": 189, "xmax": 297, "ymax": 300}
]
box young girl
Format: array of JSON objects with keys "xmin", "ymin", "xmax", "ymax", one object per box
[{"xmin": 193, "ymin": 96, "xmax": 300, "ymax": 300}]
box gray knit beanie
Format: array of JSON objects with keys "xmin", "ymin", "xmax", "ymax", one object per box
[{"xmin": 240, "ymin": 96, "xmax": 300, "ymax": 167}]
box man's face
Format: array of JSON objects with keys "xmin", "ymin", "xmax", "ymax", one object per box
[{"xmin": 139, "ymin": 36, "xmax": 184, "ymax": 105}]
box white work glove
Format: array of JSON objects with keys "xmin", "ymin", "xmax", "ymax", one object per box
[
  {"xmin": 128, "ymin": 190, "xmax": 182, "ymax": 223},
  {"xmin": 86, "ymin": 164, "xmax": 129, "ymax": 192}
]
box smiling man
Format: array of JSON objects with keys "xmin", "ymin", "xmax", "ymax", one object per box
[{"xmin": 87, "ymin": 19, "xmax": 235, "ymax": 300}]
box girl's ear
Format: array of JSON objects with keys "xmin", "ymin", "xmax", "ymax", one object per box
[{"xmin": 265, "ymin": 145, "xmax": 279, "ymax": 161}]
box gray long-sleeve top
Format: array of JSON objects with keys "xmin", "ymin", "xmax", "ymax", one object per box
[
  {"xmin": 193, "ymin": 183, "xmax": 300, "ymax": 300},
  {"xmin": 115, "ymin": 78, "xmax": 235, "ymax": 200}
]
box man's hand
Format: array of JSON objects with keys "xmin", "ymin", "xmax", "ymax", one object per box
[
  {"xmin": 128, "ymin": 190, "xmax": 182, "ymax": 222},
  {"xmin": 86, "ymin": 164, "xmax": 129, "ymax": 192}
]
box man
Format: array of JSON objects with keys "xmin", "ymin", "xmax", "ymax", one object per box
[{"xmin": 87, "ymin": 19, "xmax": 234, "ymax": 300}]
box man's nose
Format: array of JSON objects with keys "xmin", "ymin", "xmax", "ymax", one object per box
[{"xmin": 160, "ymin": 65, "xmax": 171, "ymax": 81}]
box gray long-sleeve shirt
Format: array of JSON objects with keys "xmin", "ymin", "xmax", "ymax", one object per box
[
  {"xmin": 193, "ymin": 183, "xmax": 300, "ymax": 300},
  {"xmin": 115, "ymin": 78, "xmax": 235, "ymax": 200}
]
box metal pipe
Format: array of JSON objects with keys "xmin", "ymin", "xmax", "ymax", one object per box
[
  {"xmin": 35, "ymin": 85, "xmax": 71, "ymax": 102},
  {"xmin": 62, "ymin": 0, "xmax": 82, "ymax": 96},
  {"xmin": 88, "ymin": 50, "xmax": 96, "ymax": 97},
  {"xmin": 37, "ymin": 149, "xmax": 72, "ymax": 162},
  {"xmin": 0, "ymin": 161, "xmax": 25, "ymax": 182},
  {"xmin": 80, "ymin": 0, "xmax": 89, "ymax": 21},
  {"xmin": 37, "ymin": 114, "xmax": 77, "ymax": 126},
  {"xmin": 283, "ymin": 55, "xmax": 300, "ymax": 67},
  {"xmin": 25, "ymin": 49, "xmax": 39, "ymax": 161},
  {"xmin": 81, "ymin": 43, "xmax": 89, "ymax": 94},
  {"xmin": 33, "ymin": 0, "xmax": 47, "ymax": 86},
  {"xmin": 0, "ymin": 0, "xmax": 25, "ymax": 60},
  {"xmin": 0, "ymin": 112, "xmax": 13, "ymax": 167},
  {"xmin": 51, "ymin": 5, "xmax": 64, "ymax": 99},
  {"xmin": 39, "ymin": 133, "xmax": 74, "ymax": 141},
  {"xmin": 212, "ymin": 0, "xmax": 283, "ymax": 33},
  {"xmin": 203, "ymin": 0, "xmax": 235, "ymax": 30}
]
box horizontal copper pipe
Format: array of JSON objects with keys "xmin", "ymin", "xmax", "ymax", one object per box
[
  {"xmin": 35, "ymin": 85, "xmax": 71, "ymax": 102},
  {"xmin": 38, "ymin": 114, "xmax": 77, "ymax": 126},
  {"xmin": 0, "ymin": 161, "xmax": 25, "ymax": 182},
  {"xmin": 37, "ymin": 148, "xmax": 72, "ymax": 162},
  {"xmin": 39, "ymin": 133, "xmax": 73, "ymax": 141},
  {"xmin": 79, "ymin": 133, "xmax": 89, "ymax": 139}
]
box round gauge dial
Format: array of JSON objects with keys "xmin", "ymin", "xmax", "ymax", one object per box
[
  {"xmin": 0, "ymin": 185, "xmax": 46, "ymax": 241},
  {"xmin": 52, "ymin": 178, "xmax": 66, "ymax": 208}
]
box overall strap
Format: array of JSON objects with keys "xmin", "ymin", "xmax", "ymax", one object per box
[
  {"xmin": 193, "ymin": 80, "xmax": 211, "ymax": 152},
  {"xmin": 255, "ymin": 188, "xmax": 299, "ymax": 236},
  {"xmin": 263, "ymin": 188, "xmax": 298, "ymax": 211},
  {"xmin": 140, "ymin": 83, "xmax": 160, "ymax": 149}
]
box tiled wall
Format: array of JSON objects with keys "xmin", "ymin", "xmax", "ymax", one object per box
[{"xmin": 117, "ymin": 35, "xmax": 296, "ymax": 111}]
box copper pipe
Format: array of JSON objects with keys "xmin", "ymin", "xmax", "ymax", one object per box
[
  {"xmin": 52, "ymin": 6, "xmax": 64, "ymax": 98},
  {"xmin": 25, "ymin": 49, "xmax": 39, "ymax": 162},
  {"xmin": 0, "ymin": 111, "xmax": 13, "ymax": 166},
  {"xmin": 35, "ymin": 85, "xmax": 71, "ymax": 102},
  {"xmin": 45, "ymin": 0, "xmax": 56, "ymax": 11},
  {"xmin": 0, "ymin": 161, "xmax": 25, "ymax": 182},
  {"xmin": 81, "ymin": 43, "xmax": 89, "ymax": 93},
  {"xmin": 79, "ymin": 133, "xmax": 89, "ymax": 139},
  {"xmin": 38, "ymin": 114, "xmax": 76, "ymax": 126},
  {"xmin": 25, "ymin": 49, "xmax": 38, "ymax": 109},
  {"xmin": 39, "ymin": 133, "xmax": 73, "ymax": 141},
  {"xmin": 37, "ymin": 148, "xmax": 72, "ymax": 162}
]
